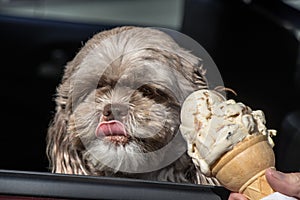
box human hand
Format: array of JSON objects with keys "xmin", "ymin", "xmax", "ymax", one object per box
[
  {"xmin": 228, "ymin": 168, "xmax": 300, "ymax": 200},
  {"xmin": 228, "ymin": 192, "xmax": 248, "ymax": 200},
  {"xmin": 265, "ymin": 168, "xmax": 300, "ymax": 199}
]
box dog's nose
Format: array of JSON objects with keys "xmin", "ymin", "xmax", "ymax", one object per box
[{"xmin": 102, "ymin": 103, "xmax": 128, "ymax": 121}]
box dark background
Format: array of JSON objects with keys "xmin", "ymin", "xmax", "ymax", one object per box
[{"xmin": 0, "ymin": 0, "xmax": 299, "ymax": 173}]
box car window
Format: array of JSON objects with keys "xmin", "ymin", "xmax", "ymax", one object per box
[{"xmin": 0, "ymin": 0, "xmax": 184, "ymax": 30}]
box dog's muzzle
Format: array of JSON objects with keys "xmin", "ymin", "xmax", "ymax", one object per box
[{"xmin": 95, "ymin": 103, "xmax": 130, "ymax": 145}]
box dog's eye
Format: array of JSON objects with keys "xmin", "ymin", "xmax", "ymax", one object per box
[
  {"xmin": 97, "ymin": 81, "xmax": 104, "ymax": 88},
  {"xmin": 155, "ymin": 89, "xmax": 166, "ymax": 97},
  {"xmin": 140, "ymin": 85, "xmax": 154, "ymax": 97}
]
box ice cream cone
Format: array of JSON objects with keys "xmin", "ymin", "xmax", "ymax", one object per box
[{"xmin": 211, "ymin": 135, "xmax": 275, "ymax": 200}]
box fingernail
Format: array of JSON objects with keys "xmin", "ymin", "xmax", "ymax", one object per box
[{"xmin": 268, "ymin": 168, "xmax": 285, "ymax": 180}]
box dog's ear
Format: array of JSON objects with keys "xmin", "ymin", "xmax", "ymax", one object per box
[
  {"xmin": 191, "ymin": 62, "xmax": 208, "ymax": 89},
  {"xmin": 46, "ymin": 68, "xmax": 88, "ymax": 175},
  {"xmin": 172, "ymin": 51, "xmax": 209, "ymax": 95}
]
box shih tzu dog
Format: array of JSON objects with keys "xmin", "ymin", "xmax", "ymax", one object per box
[{"xmin": 46, "ymin": 26, "xmax": 220, "ymax": 185}]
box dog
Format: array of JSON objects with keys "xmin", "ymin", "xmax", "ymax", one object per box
[{"xmin": 46, "ymin": 26, "xmax": 220, "ymax": 185}]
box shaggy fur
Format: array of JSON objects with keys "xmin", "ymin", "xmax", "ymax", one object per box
[{"xmin": 46, "ymin": 26, "xmax": 220, "ymax": 185}]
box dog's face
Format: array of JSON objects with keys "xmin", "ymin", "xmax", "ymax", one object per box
[
  {"xmin": 72, "ymin": 63, "xmax": 184, "ymax": 174},
  {"xmin": 47, "ymin": 26, "xmax": 208, "ymax": 178}
]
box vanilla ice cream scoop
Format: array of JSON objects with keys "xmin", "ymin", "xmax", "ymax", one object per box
[{"xmin": 180, "ymin": 89, "xmax": 276, "ymax": 176}]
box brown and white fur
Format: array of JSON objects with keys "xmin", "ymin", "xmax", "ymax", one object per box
[{"xmin": 46, "ymin": 26, "xmax": 219, "ymax": 185}]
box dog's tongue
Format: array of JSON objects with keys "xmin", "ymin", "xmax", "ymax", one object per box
[{"xmin": 95, "ymin": 120, "xmax": 127, "ymax": 137}]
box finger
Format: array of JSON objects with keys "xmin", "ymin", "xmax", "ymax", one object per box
[
  {"xmin": 265, "ymin": 168, "xmax": 300, "ymax": 198},
  {"xmin": 228, "ymin": 192, "xmax": 248, "ymax": 200}
]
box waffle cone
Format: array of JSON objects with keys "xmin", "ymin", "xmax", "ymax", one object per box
[{"xmin": 211, "ymin": 135, "xmax": 275, "ymax": 200}]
